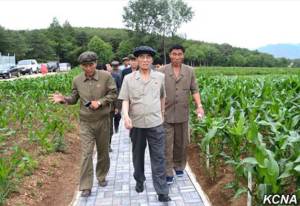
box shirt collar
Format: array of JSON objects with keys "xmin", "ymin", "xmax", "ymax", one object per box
[
  {"xmin": 168, "ymin": 64, "xmax": 184, "ymax": 76},
  {"xmin": 84, "ymin": 71, "xmax": 99, "ymax": 81},
  {"xmin": 135, "ymin": 69, "xmax": 156, "ymax": 80}
]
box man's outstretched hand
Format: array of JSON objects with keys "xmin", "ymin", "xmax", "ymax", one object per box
[{"xmin": 50, "ymin": 92, "xmax": 65, "ymax": 104}]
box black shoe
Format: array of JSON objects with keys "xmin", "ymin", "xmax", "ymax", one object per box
[
  {"xmin": 166, "ymin": 176, "xmax": 174, "ymax": 184},
  {"xmin": 135, "ymin": 182, "xmax": 144, "ymax": 193},
  {"xmin": 81, "ymin": 189, "xmax": 91, "ymax": 197},
  {"xmin": 98, "ymin": 180, "xmax": 108, "ymax": 187},
  {"xmin": 175, "ymin": 170, "xmax": 184, "ymax": 177},
  {"xmin": 158, "ymin": 194, "xmax": 171, "ymax": 202}
]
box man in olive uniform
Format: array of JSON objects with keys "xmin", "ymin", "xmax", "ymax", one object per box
[
  {"xmin": 159, "ymin": 45, "xmax": 205, "ymax": 184},
  {"xmin": 50, "ymin": 51, "xmax": 117, "ymax": 197},
  {"xmin": 119, "ymin": 46, "xmax": 171, "ymax": 202}
]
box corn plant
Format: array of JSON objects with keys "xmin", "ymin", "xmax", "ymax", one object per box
[
  {"xmin": 0, "ymin": 68, "xmax": 81, "ymax": 204},
  {"xmin": 191, "ymin": 71, "xmax": 300, "ymax": 204}
]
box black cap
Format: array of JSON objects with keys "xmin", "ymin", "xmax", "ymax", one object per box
[
  {"xmin": 78, "ymin": 51, "xmax": 98, "ymax": 64},
  {"xmin": 133, "ymin": 46, "xmax": 156, "ymax": 57}
]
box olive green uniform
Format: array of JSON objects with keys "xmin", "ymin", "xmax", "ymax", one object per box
[{"xmin": 65, "ymin": 70, "xmax": 117, "ymax": 190}]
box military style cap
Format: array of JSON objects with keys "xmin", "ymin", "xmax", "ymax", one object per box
[
  {"xmin": 111, "ymin": 60, "xmax": 120, "ymax": 66},
  {"xmin": 122, "ymin": 57, "xmax": 129, "ymax": 62},
  {"xmin": 78, "ymin": 51, "xmax": 98, "ymax": 64},
  {"xmin": 127, "ymin": 54, "xmax": 136, "ymax": 60},
  {"xmin": 133, "ymin": 46, "xmax": 156, "ymax": 57}
]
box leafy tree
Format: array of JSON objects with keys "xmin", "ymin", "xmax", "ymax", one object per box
[
  {"xmin": 123, "ymin": 0, "xmax": 193, "ymax": 63},
  {"xmin": 229, "ymin": 51, "xmax": 247, "ymax": 66},
  {"xmin": 75, "ymin": 31, "xmax": 89, "ymax": 48},
  {"xmin": 7, "ymin": 31, "xmax": 28, "ymax": 60},
  {"xmin": 0, "ymin": 26, "xmax": 10, "ymax": 54},
  {"xmin": 0, "ymin": 17, "xmax": 292, "ymax": 68},
  {"xmin": 247, "ymin": 54, "xmax": 262, "ymax": 67},
  {"xmin": 46, "ymin": 18, "xmax": 78, "ymax": 63},
  {"xmin": 116, "ymin": 39, "xmax": 136, "ymax": 59},
  {"xmin": 123, "ymin": 0, "xmax": 160, "ymax": 34},
  {"xmin": 87, "ymin": 36, "xmax": 114, "ymax": 64},
  {"xmin": 26, "ymin": 30, "xmax": 56, "ymax": 62},
  {"xmin": 277, "ymin": 57, "xmax": 290, "ymax": 67},
  {"xmin": 184, "ymin": 44, "xmax": 205, "ymax": 66}
]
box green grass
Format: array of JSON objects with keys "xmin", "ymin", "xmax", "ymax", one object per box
[{"xmin": 195, "ymin": 66, "xmax": 300, "ymax": 76}]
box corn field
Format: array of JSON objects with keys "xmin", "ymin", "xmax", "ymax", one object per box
[
  {"xmin": 1, "ymin": 67, "xmax": 299, "ymax": 205},
  {"xmin": 0, "ymin": 69, "xmax": 80, "ymax": 205},
  {"xmin": 191, "ymin": 71, "xmax": 300, "ymax": 205}
]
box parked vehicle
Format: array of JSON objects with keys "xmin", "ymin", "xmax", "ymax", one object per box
[
  {"xmin": 58, "ymin": 63, "xmax": 71, "ymax": 72},
  {"xmin": 0, "ymin": 65, "xmax": 21, "ymax": 79},
  {"xmin": 16, "ymin": 59, "xmax": 39, "ymax": 75},
  {"xmin": 47, "ymin": 61, "xmax": 59, "ymax": 72}
]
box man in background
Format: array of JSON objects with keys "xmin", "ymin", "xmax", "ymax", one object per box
[
  {"xmin": 121, "ymin": 54, "xmax": 139, "ymax": 84},
  {"xmin": 119, "ymin": 56, "xmax": 130, "ymax": 71},
  {"xmin": 109, "ymin": 61, "xmax": 122, "ymax": 151}
]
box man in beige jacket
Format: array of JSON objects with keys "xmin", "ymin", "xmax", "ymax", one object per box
[{"xmin": 159, "ymin": 45, "xmax": 205, "ymax": 184}]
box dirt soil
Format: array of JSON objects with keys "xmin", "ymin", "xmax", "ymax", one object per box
[
  {"xmin": 5, "ymin": 131, "xmax": 81, "ymax": 206},
  {"xmin": 187, "ymin": 143, "xmax": 247, "ymax": 206}
]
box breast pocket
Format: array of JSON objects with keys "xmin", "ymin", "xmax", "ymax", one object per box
[
  {"xmin": 178, "ymin": 87, "xmax": 190, "ymax": 104},
  {"xmin": 152, "ymin": 84, "xmax": 160, "ymax": 98},
  {"xmin": 93, "ymin": 83, "xmax": 105, "ymax": 99},
  {"xmin": 130, "ymin": 86, "xmax": 143, "ymax": 100}
]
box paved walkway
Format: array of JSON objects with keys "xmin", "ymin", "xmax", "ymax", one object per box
[{"xmin": 73, "ymin": 122, "xmax": 206, "ymax": 206}]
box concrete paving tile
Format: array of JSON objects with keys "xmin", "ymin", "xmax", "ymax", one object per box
[{"xmin": 73, "ymin": 120, "xmax": 206, "ymax": 206}]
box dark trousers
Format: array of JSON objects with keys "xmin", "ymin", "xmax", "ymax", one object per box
[
  {"xmin": 130, "ymin": 125, "xmax": 169, "ymax": 195},
  {"xmin": 114, "ymin": 112, "xmax": 121, "ymax": 133},
  {"xmin": 109, "ymin": 111, "xmax": 121, "ymax": 144}
]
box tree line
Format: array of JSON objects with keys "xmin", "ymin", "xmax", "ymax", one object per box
[{"xmin": 0, "ymin": 18, "xmax": 292, "ymax": 67}]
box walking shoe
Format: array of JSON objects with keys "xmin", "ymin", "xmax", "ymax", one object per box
[
  {"xmin": 98, "ymin": 180, "xmax": 108, "ymax": 187},
  {"xmin": 158, "ymin": 194, "xmax": 171, "ymax": 202},
  {"xmin": 135, "ymin": 181, "xmax": 144, "ymax": 193},
  {"xmin": 81, "ymin": 189, "xmax": 91, "ymax": 197},
  {"xmin": 166, "ymin": 176, "xmax": 174, "ymax": 184},
  {"xmin": 175, "ymin": 170, "xmax": 184, "ymax": 177}
]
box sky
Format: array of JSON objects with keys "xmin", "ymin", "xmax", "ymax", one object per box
[{"xmin": 0, "ymin": 0, "xmax": 300, "ymax": 50}]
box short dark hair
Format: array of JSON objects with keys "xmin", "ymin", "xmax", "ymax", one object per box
[{"xmin": 169, "ymin": 44, "xmax": 185, "ymax": 53}]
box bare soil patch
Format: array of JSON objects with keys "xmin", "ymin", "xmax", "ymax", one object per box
[
  {"xmin": 5, "ymin": 130, "xmax": 81, "ymax": 206},
  {"xmin": 187, "ymin": 143, "xmax": 246, "ymax": 206}
]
